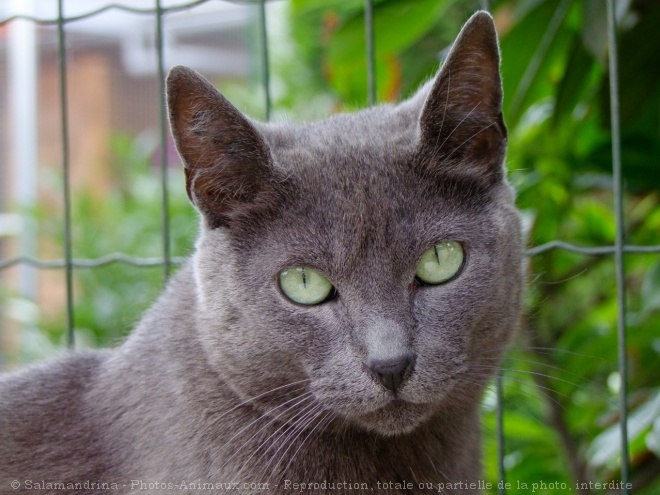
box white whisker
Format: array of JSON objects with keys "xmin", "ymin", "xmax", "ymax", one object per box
[{"xmin": 219, "ymin": 392, "xmax": 314, "ymax": 472}]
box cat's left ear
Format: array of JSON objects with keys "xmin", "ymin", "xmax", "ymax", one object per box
[{"xmin": 417, "ymin": 11, "xmax": 506, "ymax": 185}]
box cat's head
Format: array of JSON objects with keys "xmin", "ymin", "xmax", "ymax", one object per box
[{"xmin": 167, "ymin": 11, "xmax": 523, "ymax": 436}]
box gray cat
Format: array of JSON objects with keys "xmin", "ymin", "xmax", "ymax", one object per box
[{"xmin": 0, "ymin": 11, "xmax": 523, "ymax": 494}]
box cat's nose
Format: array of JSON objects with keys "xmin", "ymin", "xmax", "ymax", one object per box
[{"xmin": 367, "ymin": 354, "xmax": 415, "ymax": 394}]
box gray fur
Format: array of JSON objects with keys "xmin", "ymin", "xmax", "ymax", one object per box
[{"xmin": 0, "ymin": 12, "xmax": 523, "ymax": 494}]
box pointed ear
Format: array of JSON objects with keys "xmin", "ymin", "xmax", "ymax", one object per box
[
  {"xmin": 418, "ymin": 11, "xmax": 506, "ymax": 185},
  {"xmin": 167, "ymin": 66, "xmax": 277, "ymax": 229}
]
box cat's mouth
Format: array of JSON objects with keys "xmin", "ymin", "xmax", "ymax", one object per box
[
  {"xmin": 347, "ymin": 399, "xmax": 433, "ymax": 436},
  {"xmin": 308, "ymin": 358, "xmax": 455, "ymax": 436}
]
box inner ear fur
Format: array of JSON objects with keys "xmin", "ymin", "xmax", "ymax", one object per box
[
  {"xmin": 417, "ymin": 11, "xmax": 507, "ymax": 186},
  {"xmin": 167, "ymin": 66, "xmax": 278, "ymax": 229}
]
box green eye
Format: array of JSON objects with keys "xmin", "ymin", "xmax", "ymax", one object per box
[
  {"xmin": 415, "ymin": 241, "xmax": 465, "ymax": 285},
  {"xmin": 279, "ymin": 267, "xmax": 335, "ymax": 305}
]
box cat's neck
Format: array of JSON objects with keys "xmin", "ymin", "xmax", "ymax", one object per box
[{"xmin": 203, "ymin": 401, "xmax": 483, "ymax": 490}]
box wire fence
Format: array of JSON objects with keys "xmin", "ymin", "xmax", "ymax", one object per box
[{"xmin": 1, "ymin": 1, "xmax": 659, "ymax": 493}]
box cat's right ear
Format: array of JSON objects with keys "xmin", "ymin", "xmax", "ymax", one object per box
[{"xmin": 167, "ymin": 66, "xmax": 277, "ymax": 229}]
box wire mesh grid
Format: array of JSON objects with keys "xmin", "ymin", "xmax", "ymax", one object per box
[{"xmin": 1, "ymin": 0, "xmax": 659, "ymax": 493}]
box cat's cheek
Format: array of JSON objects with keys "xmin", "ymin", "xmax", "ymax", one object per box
[{"xmin": 407, "ymin": 283, "xmax": 493, "ymax": 400}]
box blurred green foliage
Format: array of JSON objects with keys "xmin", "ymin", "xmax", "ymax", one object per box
[
  {"xmin": 18, "ymin": 0, "xmax": 660, "ymax": 492},
  {"xmin": 34, "ymin": 135, "xmax": 197, "ymax": 349}
]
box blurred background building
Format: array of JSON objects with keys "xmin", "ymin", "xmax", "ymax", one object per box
[{"xmin": 0, "ymin": 0, "xmax": 260, "ymax": 362}]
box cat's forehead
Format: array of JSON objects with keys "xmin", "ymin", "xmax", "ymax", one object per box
[
  {"xmin": 257, "ymin": 104, "xmax": 420, "ymax": 172},
  {"xmin": 256, "ymin": 106, "xmax": 493, "ymax": 215}
]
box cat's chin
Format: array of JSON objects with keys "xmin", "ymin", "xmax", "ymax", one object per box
[{"xmin": 346, "ymin": 400, "xmax": 434, "ymax": 436}]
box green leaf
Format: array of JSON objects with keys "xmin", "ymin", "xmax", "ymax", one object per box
[
  {"xmin": 325, "ymin": 0, "xmax": 454, "ymax": 103},
  {"xmin": 648, "ymin": 415, "xmax": 660, "ymax": 458},
  {"xmin": 580, "ymin": 0, "xmax": 607, "ymax": 63},
  {"xmin": 588, "ymin": 390, "xmax": 660, "ymax": 469},
  {"xmin": 552, "ymin": 33, "xmax": 597, "ymax": 128},
  {"xmin": 291, "ymin": 0, "xmax": 364, "ymax": 17},
  {"xmin": 598, "ymin": 1, "xmax": 660, "ymax": 127},
  {"xmin": 500, "ymin": 0, "xmax": 573, "ymax": 126},
  {"xmin": 586, "ymin": 133, "xmax": 660, "ymax": 192},
  {"xmin": 641, "ymin": 260, "xmax": 660, "ymax": 320}
]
